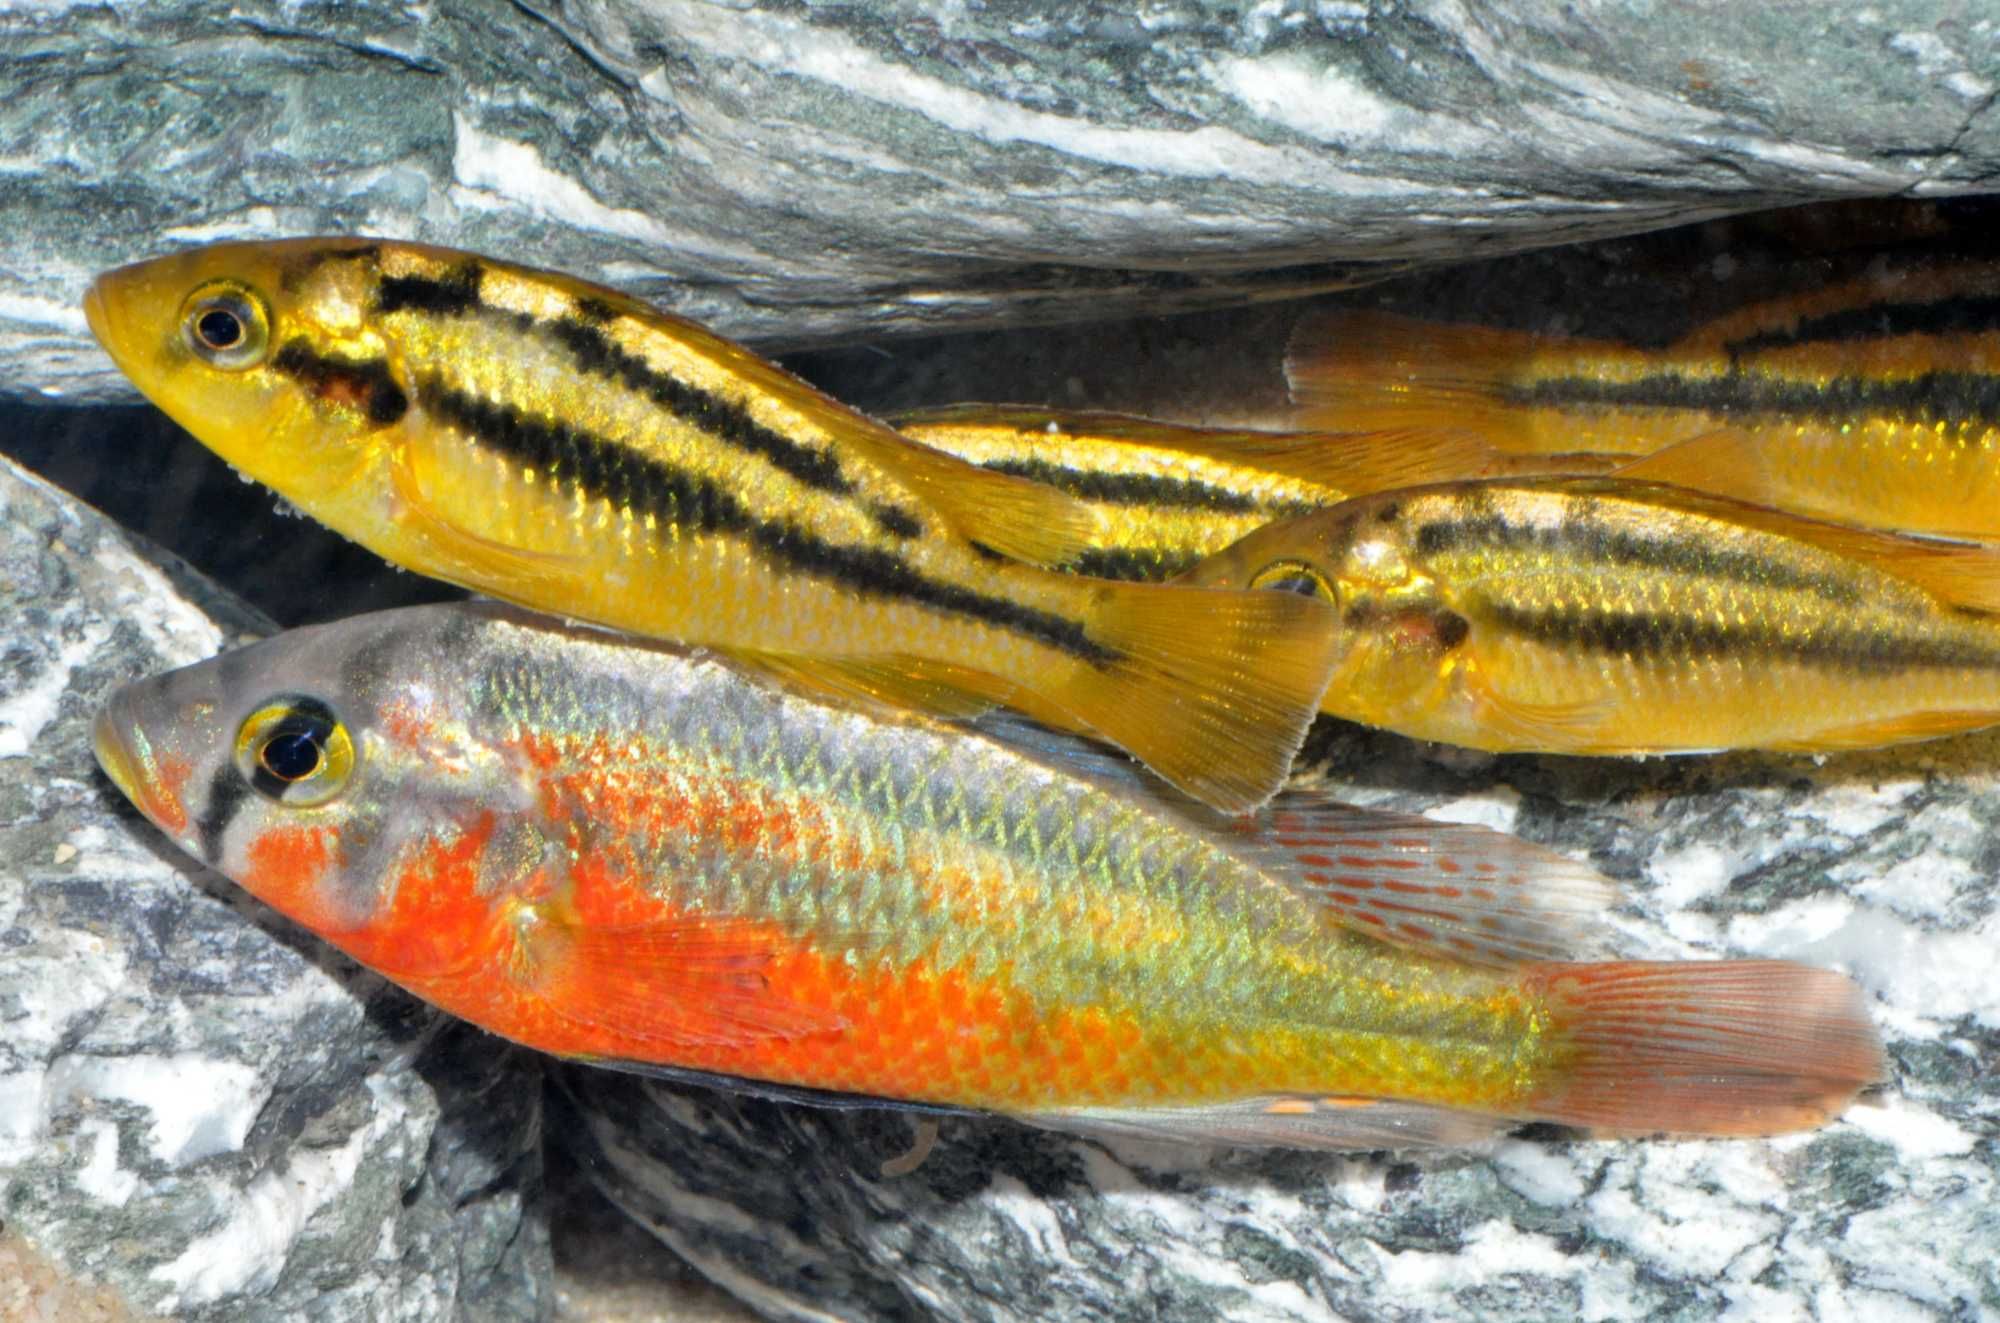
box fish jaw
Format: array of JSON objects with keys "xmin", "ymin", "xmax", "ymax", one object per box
[{"xmin": 93, "ymin": 690, "xmax": 194, "ymax": 848}]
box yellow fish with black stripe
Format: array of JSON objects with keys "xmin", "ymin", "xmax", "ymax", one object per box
[
  {"xmin": 84, "ymin": 238, "xmax": 1338, "ymax": 814},
  {"xmin": 1287, "ymin": 261, "xmax": 2000, "ymax": 540},
  {"xmin": 893, "ymin": 404, "xmax": 1619, "ymax": 582}
]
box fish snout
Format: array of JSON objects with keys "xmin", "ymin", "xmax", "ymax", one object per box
[{"xmin": 93, "ymin": 693, "xmax": 190, "ymax": 839}]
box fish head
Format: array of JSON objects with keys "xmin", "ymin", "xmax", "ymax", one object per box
[
  {"xmin": 93, "ymin": 610, "xmax": 514, "ymax": 947},
  {"xmin": 1177, "ymin": 498, "xmax": 1459, "ymax": 718},
  {"xmin": 86, "ymin": 238, "xmax": 406, "ymax": 532}
]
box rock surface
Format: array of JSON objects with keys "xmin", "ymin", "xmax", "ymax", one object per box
[
  {"xmin": 0, "ymin": 456, "xmax": 549, "ymax": 1322},
  {"xmin": 10, "ymin": 0, "xmax": 2000, "ymax": 401}
]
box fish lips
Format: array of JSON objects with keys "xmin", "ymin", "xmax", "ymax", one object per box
[{"xmin": 93, "ymin": 690, "xmax": 190, "ymax": 841}]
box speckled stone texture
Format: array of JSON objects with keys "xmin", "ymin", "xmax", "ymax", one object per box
[
  {"xmin": 0, "ymin": 457, "xmax": 549, "ymax": 1322},
  {"xmin": 558, "ymin": 725, "xmax": 2000, "ymax": 1322},
  {"xmin": 9, "ymin": 0, "xmax": 2000, "ymax": 401}
]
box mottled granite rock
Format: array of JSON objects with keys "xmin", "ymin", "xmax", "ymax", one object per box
[
  {"xmin": 558, "ymin": 725, "xmax": 1999, "ymax": 1322},
  {"xmin": 10, "ymin": 0, "xmax": 2000, "ymax": 401},
  {"xmin": 0, "ymin": 456, "xmax": 549, "ymax": 1322}
]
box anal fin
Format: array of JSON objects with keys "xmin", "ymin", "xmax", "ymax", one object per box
[{"xmin": 1022, "ymin": 1095, "xmax": 1513, "ymax": 1151}]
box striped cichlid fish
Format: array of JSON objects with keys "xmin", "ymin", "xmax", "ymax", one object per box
[
  {"xmin": 82, "ymin": 240, "xmax": 1339, "ymax": 815},
  {"xmin": 94, "ymin": 603, "xmax": 1881, "ymax": 1146},
  {"xmin": 1287, "ymin": 263, "xmax": 2000, "ymax": 539},
  {"xmin": 893, "ymin": 404, "xmax": 1618, "ymax": 581},
  {"xmin": 1177, "ymin": 476, "xmax": 2000, "ymax": 755}
]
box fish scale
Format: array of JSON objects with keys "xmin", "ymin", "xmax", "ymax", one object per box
[
  {"xmin": 97, "ymin": 603, "xmax": 1882, "ymax": 1146},
  {"xmin": 1179, "ymin": 475, "xmax": 2000, "ymax": 755}
]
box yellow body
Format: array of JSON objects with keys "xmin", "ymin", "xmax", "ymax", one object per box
[
  {"xmin": 896, "ymin": 404, "xmax": 1619, "ymax": 581},
  {"xmin": 1288, "ymin": 263, "xmax": 2000, "ymax": 538},
  {"xmin": 1179, "ymin": 476, "xmax": 2000, "ymax": 755},
  {"xmin": 85, "ymin": 239, "xmax": 1340, "ymax": 813}
]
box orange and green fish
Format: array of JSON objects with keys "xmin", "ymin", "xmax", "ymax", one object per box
[
  {"xmin": 83, "ymin": 239, "xmax": 1339, "ymax": 815},
  {"xmin": 892, "ymin": 404, "xmax": 1618, "ymax": 581},
  {"xmin": 1286, "ymin": 263, "xmax": 2000, "ymax": 539},
  {"xmin": 1178, "ymin": 475, "xmax": 2000, "ymax": 756},
  {"xmin": 95, "ymin": 602, "xmax": 1881, "ymax": 1146}
]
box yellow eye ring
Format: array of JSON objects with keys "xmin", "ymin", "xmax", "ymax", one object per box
[
  {"xmin": 180, "ymin": 280, "xmax": 272, "ymax": 371},
  {"xmin": 1250, "ymin": 560, "xmax": 1337, "ymax": 605},
  {"xmin": 233, "ymin": 697, "xmax": 355, "ymax": 807}
]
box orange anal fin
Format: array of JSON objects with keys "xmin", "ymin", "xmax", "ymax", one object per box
[
  {"xmin": 1524, "ymin": 960, "xmax": 1884, "ymax": 1137},
  {"xmin": 1243, "ymin": 792, "xmax": 1616, "ymax": 966},
  {"xmin": 389, "ymin": 448, "xmax": 586, "ymax": 595},
  {"xmin": 527, "ymin": 912, "xmax": 847, "ymax": 1051},
  {"xmin": 1051, "ymin": 580, "xmax": 1340, "ymax": 814},
  {"xmin": 1021, "ymin": 1095, "xmax": 1514, "ymax": 1151}
]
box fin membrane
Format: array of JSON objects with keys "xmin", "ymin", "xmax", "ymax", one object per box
[
  {"xmin": 1023, "ymin": 1094, "xmax": 1513, "ymax": 1151},
  {"xmin": 1243, "ymin": 793, "xmax": 1617, "ymax": 966},
  {"xmin": 1050, "ymin": 579, "xmax": 1341, "ymax": 815},
  {"xmin": 1524, "ymin": 960, "xmax": 1884, "ymax": 1137}
]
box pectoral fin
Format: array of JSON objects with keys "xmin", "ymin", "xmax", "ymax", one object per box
[{"xmin": 389, "ymin": 446, "xmax": 586, "ymax": 595}]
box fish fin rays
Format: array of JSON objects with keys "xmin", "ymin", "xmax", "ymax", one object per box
[
  {"xmin": 1206, "ymin": 428, "xmax": 1525, "ymax": 494},
  {"xmin": 732, "ymin": 650, "xmax": 1003, "ymax": 723},
  {"xmin": 1052, "ymin": 582, "xmax": 1341, "ymax": 814},
  {"xmin": 1285, "ymin": 309, "xmax": 1555, "ymax": 441},
  {"xmin": 877, "ymin": 440, "xmax": 1109, "ymax": 567},
  {"xmin": 1769, "ymin": 708, "xmax": 2000, "ymax": 751},
  {"xmin": 1523, "ymin": 961, "xmax": 1884, "ymax": 1137},
  {"xmin": 389, "ymin": 447, "xmax": 588, "ymax": 594},
  {"xmin": 1239, "ymin": 792, "xmax": 1618, "ymax": 966},
  {"xmin": 525, "ymin": 912, "xmax": 847, "ymax": 1051},
  {"xmin": 1612, "ymin": 429, "xmax": 1780, "ymax": 500},
  {"xmin": 1021, "ymin": 1095, "xmax": 1513, "ymax": 1151}
]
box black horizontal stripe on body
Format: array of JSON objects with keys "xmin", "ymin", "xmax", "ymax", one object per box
[
  {"xmin": 545, "ymin": 317, "xmax": 858, "ymax": 496},
  {"xmin": 1487, "ymin": 603, "xmax": 2000, "ymax": 673},
  {"xmin": 418, "ymin": 383, "xmax": 1117, "ymax": 663},
  {"xmin": 1505, "ymin": 371, "xmax": 2000, "ymax": 430},
  {"xmin": 1412, "ymin": 511, "xmax": 1865, "ymax": 604},
  {"xmin": 1065, "ymin": 547, "xmax": 1195, "ymax": 581},
  {"xmin": 1724, "ymin": 294, "xmax": 2000, "ymax": 360},
  {"xmin": 271, "ymin": 340, "xmax": 408, "ymax": 426},
  {"xmin": 976, "ymin": 457, "xmax": 1271, "ymax": 513},
  {"xmin": 377, "ymin": 262, "xmax": 485, "ymax": 316}
]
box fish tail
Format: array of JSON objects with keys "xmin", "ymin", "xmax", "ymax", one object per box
[
  {"xmin": 1048, "ymin": 580, "xmax": 1340, "ymax": 815},
  {"xmin": 1522, "ymin": 960, "xmax": 1883, "ymax": 1137}
]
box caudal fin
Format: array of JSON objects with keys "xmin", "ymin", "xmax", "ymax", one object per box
[
  {"xmin": 1285, "ymin": 309, "xmax": 1672, "ymax": 456},
  {"xmin": 1050, "ymin": 580, "xmax": 1341, "ymax": 815},
  {"xmin": 1524, "ymin": 961, "xmax": 1883, "ymax": 1137}
]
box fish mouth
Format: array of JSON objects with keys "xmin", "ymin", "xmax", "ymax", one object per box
[
  {"xmin": 93, "ymin": 698, "xmax": 187, "ymax": 836},
  {"xmin": 82, "ymin": 278, "xmax": 115, "ymax": 354}
]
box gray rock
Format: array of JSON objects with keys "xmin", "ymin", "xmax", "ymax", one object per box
[
  {"xmin": 10, "ymin": 0, "xmax": 2000, "ymax": 402},
  {"xmin": 0, "ymin": 456, "xmax": 549, "ymax": 1322},
  {"xmin": 558, "ymin": 725, "xmax": 2000, "ymax": 1322}
]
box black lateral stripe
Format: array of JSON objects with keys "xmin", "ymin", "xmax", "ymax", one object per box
[
  {"xmin": 419, "ymin": 383, "xmax": 1117, "ymax": 662},
  {"xmin": 1724, "ymin": 294, "xmax": 2000, "ymax": 360},
  {"xmin": 545, "ymin": 317, "xmax": 855, "ymax": 495},
  {"xmin": 271, "ymin": 340, "xmax": 408, "ymax": 425},
  {"xmin": 1505, "ymin": 370, "xmax": 2000, "ymax": 429},
  {"xmin": 1487, "ymin": 603, "xmax": 2000, "ymax": 672},
  {"xmin": 378, "ymin": 261, "xmax": 484, "ymax": 316},
  {"xmin": 1415, "ymin": 510, "xmax": 1862, "ymax": 605},
  {"xmin": 870, "ymin": 503, "xmax": 924, "ymax": 539},
  {"xmin": 196, "ymin": 763, "xmax": 251, "ymax": 862},
  {"xmin": 1066, "ymin": 547, "xmax": 1192, "ymax": 581},
  {"xmin": 976, "ymin": 457, "xmax": 1269, "ymax": 513}
]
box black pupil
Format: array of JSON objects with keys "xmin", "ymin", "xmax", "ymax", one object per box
[
  {"xmin": 259, "ymin": 731, "xmax": 323, "ymax": 782},
  {"xmin": 196, "ymin": 307, "xmax": 244, "ymax": 350},
  {"xmin": 1264, "ymin": 575, "xmax": 1324, "ymax": 598}
]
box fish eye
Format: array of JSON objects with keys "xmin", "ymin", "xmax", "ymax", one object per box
[
  {"xmin": 233, "ymin": 696, "xmax": 355, "ymax": 807},
  {"xmin": 180, "ymin": 281, "xmax": 271, "ymax": 371},
  {"xmin": 1250, "ymin": 561, "xmax": 1337, "ymax": 604}
]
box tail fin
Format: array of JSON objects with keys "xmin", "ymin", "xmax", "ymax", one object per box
[
  {"xmin": 1524, "ymin": 961, "xmax": 1883, "ymax": 1137},
  {"xmin": 1284, "ymin": 310, "xmax": 1667, "ymax": 456},
  {"xmin": 1047, "ymin": 581, "xmax": 1340, "ymax": 815}
]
